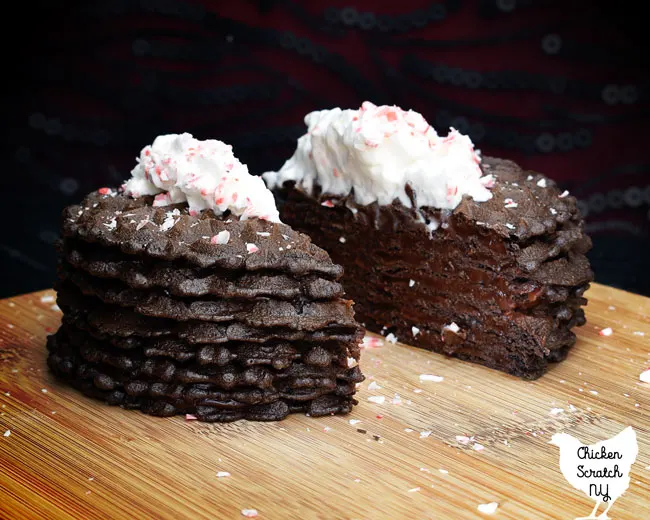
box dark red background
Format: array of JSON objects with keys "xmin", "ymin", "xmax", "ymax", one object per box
[{"xmin": 4, "ymin": 0, "xmax": 650, "ymax": 297}]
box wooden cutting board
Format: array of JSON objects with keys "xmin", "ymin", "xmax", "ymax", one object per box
[{"xmin": 0, "ymin": 283, "xmax": 649, "ymax": 520}]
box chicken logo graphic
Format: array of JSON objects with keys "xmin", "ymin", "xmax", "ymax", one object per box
[{"xmin": 549, "ymin": 426, "xmax": 638, "ymax": 519}]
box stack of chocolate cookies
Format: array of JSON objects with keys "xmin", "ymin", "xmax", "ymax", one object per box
[
  {"xmin": 48, "ymin": 190, "xmax": 364, "ymax": 422},
  {"xmin": 271, "ymin": 157, "xmax": 593, "ymax": 380},
  {"xmin": 264, "ymin": 103, "xmax": 593, "ymax": 380}
]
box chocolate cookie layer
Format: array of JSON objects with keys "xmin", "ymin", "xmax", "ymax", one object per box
[
  {"xmin": 60, "ymin": 238, "xmax": 344, "ymax": 300},
  {"xmin": 56, "ymin": 272, "xmax": 357, "ymax": 330},
  {"xmin": 61, "ymin": 192, "xmax": 342, "ymax": 276},
  {"xmin": 48, "ymin": 331, "xmax": 358, "ymax": 421},
  {"xmin": 50, "ymin": 190, "xmax": 365, "ymax": 421},
  {"xmin": 272, "ymin": 156, "xmax": 593, "ymax": 379}
]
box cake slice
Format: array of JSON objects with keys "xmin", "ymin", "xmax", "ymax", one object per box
[
  {"xmin": 49, "ymin": 133, "xmax": 364, "ymax": 421},
  {"xmin": 264, "ymin": 103, "xmax": 593, "ymax": 379}
]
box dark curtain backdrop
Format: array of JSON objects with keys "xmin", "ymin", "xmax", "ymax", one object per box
[{"xmin": 3, "ymin": 0, "xmax": 650, "ymax": 297}]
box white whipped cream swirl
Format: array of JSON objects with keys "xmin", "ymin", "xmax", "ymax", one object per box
[
  {"xmin": 263, "ymin": 102, "xmax": 494, "ymax": 211},
  {"xmin": 124, "ymin": 133, "xmax": 280, "ymax": 222}
]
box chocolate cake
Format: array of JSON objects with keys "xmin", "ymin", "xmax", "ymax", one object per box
[
  {"xmin": 49, "ymin": 133, "xmax": 364, "ymax": 421},
  {"xmin": 264, "ymin": 102, "xmax": 593, "ymax": 379}
]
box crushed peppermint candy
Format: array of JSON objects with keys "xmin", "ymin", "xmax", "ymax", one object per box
[
  {"xmin": 361, "ymin": 336, "xmax": 383, "ymax": 348},
  {"xmin": 559, "ymin": 190, "xmax": 570, "ymax": 198},
  {"xmin": 409, "ymin": 279, "xmax": 416, "ymax": 287},
  {"xmin": 40, "ymin": 295, "xmax": 55, "ymax": 303},
  {"xmin": 185, "ymin": 414, "xmax": 198, "ymax": 420},
  {"xmin": 640, "ymin": 369, "xmax": 650, "ymax": 384},
  {"xmin": 633, "ymin": 331, "xmax": 645, "ymax": 336},
  {"xmin": 391, "ymin": 394, "xmax": 403, "ymax": 405},
  {"xmin": 321, "ymin": 200, "xmax": 335, "ymax": 208},
  {"xmin": 246, "ymin": 243, "xmax": 259, "ymax": 254},
  {"xmin": 549, "ymin": 408, "xmax": 564, "ymax": 415},
  {"xmin": 216, "ymin": 471, "xmax": 231, "ymax": 478},
  {"xmin": 367, "ymin": 381, "xmax": 381, "ymax": 391},
  {"xmin": 477, "ymin": 502, "xmax": 499, "ymax": 515},
  {"xmin": 420, "ymin": 431, "xmax": 432, "ymax": 439},
  {"xmin": 599, "ymin": 327, "xmax": 613, "ymax": 337},
  {"xmin": 537, "ymin": 178, "xmax": 547, "ymax": 188},
  {"xmin": 442, "ymin": 322, "xmax": 460, "ymax": 334},
  {"xmin": 408, "ymin": 487, "xmax": 421, "ymax": 493},
  {"xmin": 98, "ymin": 187, "xmax": 112, "ymax": 195},
  {"xmin": 160, "ymin": 209, "xmax": 181, "ymax": 232},
  {"xmin": 241, "ymin": 509, "xmax": 258, "ymax": 518},
  {"xmin": 420, "ymin": 374, "xmax": 444, "ymax": 382},
  {"xmin": 385, "ymin": 333, "xmax": 398, "ymax": 344},
  {"xmin": 412, "ymin": 326, "xmax": 420, "ymax": 336},
  {"xmin": 473, "ymin": 443, "xmax": 485, "ymax": 451},
  {"xmin": 439, "ymin": 469, "xmax": 449, "ymax": 474},
  {"xmin": 104, "ymin": 218, "xmax": 117, "ymax": 231},
  {"xmin": 550, "ymin": 207, "xmax": 557, "ymax": 215},
  {"xmin": 3, "ymin": 430, "xmax": 10, "ymax": 437},
  {"xmin": 504, "ymin": 198, "xmax": 518, "ymax": 208},
  {"xmin": 368, "ymin": 395, "xmax": 385, "ymax": 405},
  {"xmin": 256, "ymin": 231, "xmax": 270, "ymax": 237},
  {"xmin": 339, "ymin": 237, "xmax": 346, "ymax": 243},
  {"xmin": 211, "ymin": 230, "xmax": 230, "ymax": 245},
  {"xmin": 349, "ymin": 419, "xmax": 361, "ymax": 425},
  {"xmin": 505, "ymin": 223, "xmax": 515, "ymax": 230},
  {"xmin": 136, "ymin": 216, "xmax": 150, "ymax": 230},
  {"xmin": 456, "ymin": 435, "xmax": 472, "ymax": 445}
]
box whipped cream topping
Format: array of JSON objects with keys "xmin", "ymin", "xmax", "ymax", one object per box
[
  {"xmin": 124, "ymin": 133, "xmax": 280, "ymax": 222},
  {"xmin": 263, "ymin": 102, "xmax": 494, "ymax": 211}
]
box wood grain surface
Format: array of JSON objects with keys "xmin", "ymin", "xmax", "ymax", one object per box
[{"xmin": 0, "ymin": 283, "xmax": 649, "ymax": 520}]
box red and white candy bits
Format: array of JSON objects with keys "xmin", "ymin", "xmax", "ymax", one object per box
[
  {"xmin": 639, "ymin": 369, "xmax": 650, "ymax": 384},
  {"xmin": 211, "ymin": 230, "xmax": 230, "ymax": 245}
]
